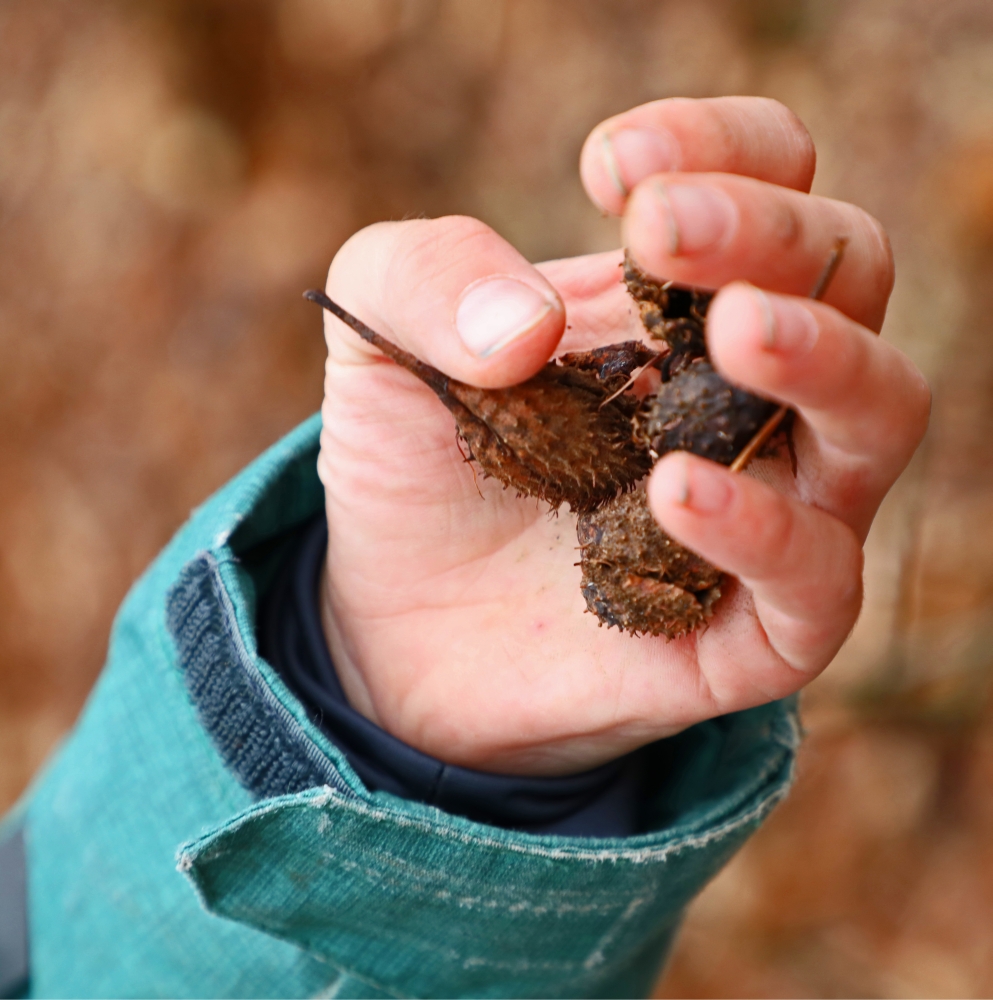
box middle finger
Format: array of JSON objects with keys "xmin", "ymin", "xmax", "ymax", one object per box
[{"xmin": 622, "ymin": 172, "xmax": 894, "ymax": 331}]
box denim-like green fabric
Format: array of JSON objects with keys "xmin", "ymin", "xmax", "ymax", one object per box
[{"xmin": 8, "ymin": 414, "xmax": 800, "ymax": 998}]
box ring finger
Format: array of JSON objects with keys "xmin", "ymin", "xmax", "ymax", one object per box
[{"xmin": 704, "ymin": 283, "xmax": 931, "ymax": 538}]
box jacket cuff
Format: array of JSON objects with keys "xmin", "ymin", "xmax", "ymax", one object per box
[
  {"xmin": 177, "ymin": 706, "xmax": 794, "ymax": 999},
  {"xmin": 162, "ymin": 413, "xmax": 799, "ymax": 998}
]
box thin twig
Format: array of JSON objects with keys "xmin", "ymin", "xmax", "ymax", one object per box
[
  {"xmin": 598, "ymin": 352, "xmax": 662, "ymax": 408},
  {"xmin": 303, "ymin": 289, "xmax": 451, "ymax": 397},
  {"xmin": 729, "ymin": 405, "xmax": 789, "ymax": 473},
  {"xmin": 809, "ymin": 237, "xmax": 849, "ymax": 301}
]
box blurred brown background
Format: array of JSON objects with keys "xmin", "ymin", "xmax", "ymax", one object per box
[{"xmin": 2, "ymin": 0, "xmax": 993, "ymax": 995}]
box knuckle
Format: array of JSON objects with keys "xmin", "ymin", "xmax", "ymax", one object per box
[
  {"xmin": 749, "ymin": 490, "xmax": 798, "ymax": 578},
  {"xmin": 706, "ymin": 100, "xmax": 747, "ymax": 169},
  {"xmin": 859, "ymin": 210, "xmax": 896, "ymax": 300},
  {"xmin": 867, "ymin": 351, "xmax": 931, "ymax": 458},
  {"xmin": 390, "ymin": 215, "xmax": 496, "ymax": 288},
  {"xmin": 327, "ymin": 220, "xmax": 395, "ymax": 286},
  {"xmin": 398, "ymin": 215, "xmax": 484, "ymax": 264},
  {"xmin": 829, "ymin": 530, "xmax": 864, "ymax": 609},
  {"xmin": 771, "ymin": 192, "xmax": 804, "ymax": 249},
  {"xmin": 904, "ymin": 367, "xmax": 932, "ymax": 446},
  {"xmin": 771, "ymin": 101, "xmax": 817, "ymax": 184},
  {"xmin": 717, "ymin": 96, "xmax": 816, "ymax": 187}
]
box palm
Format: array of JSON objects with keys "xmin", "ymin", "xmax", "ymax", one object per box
[{"xmin": 319, "ymin": 251, "xmax": 783, "ymax": 776}]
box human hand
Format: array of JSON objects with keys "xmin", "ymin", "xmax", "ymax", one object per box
[{"xmin": 316, "ymin": 97, "xmax": 929, "ymax": 777}]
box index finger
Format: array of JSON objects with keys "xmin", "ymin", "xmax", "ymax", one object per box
[{"xmin": 580, "ymin": 96, "xmax": 816, "ymax": 215}]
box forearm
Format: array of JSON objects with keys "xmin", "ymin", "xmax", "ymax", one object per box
[{"xmin": 9, "ymin": 415, "xmax": 798, "ymax": 998}]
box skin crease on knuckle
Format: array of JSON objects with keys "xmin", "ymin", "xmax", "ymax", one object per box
[
  {"xmin": 384, "ymin": 221, "xmax": 486, "ymax": 327},
  {"xmin": 325, "ymin": 218, "xmax": 488, "ymax": 343},
  {"xmin": 389, "ymin": 218, "xmax": 497, "ymax": 297},
  {"xmin": 326, "ymin": 216, "xmax": 566, "ymax": 388},
  {"xmin": 733, "ymin": 484, "xmax": 803, "ymax": 584},
  {"xmin": 769, "ymin": 192, "xmax": 804, "ymax": 251},
  {"xmin": 838, "ymin": 209, "xmax": 894, "ymax": 332},
  {"xmin": 718, "ymin": 97, "xmax": 817, "ymax": 188},
  {"xmin": 774, "ymin": 104, "xmax": 817, "ymax": 190}
]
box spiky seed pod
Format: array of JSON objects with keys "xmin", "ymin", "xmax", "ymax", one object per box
[
  {"xmin": 622, "ymin": 251, "xmax": 712, "ymax": 363},
  {"xmin": 445, "ymin": 363, "xmax": 653, "ymax": 512},
  {"xmin": 305, "ymin": 291, "xmax": 653, "ymax": 513},
  {"xmin": 578, "ymin": 489, "xmax": 721, "ymax": 592},
  {"xmin": 582, "ymin": 570, "xmax": 720, "ymax": 638},
  {"xmin": 578, "ymin": 489, "xmax": 722, "ymax": 638},
  {"xmin": 634, "ymin": 360, "xmax": 779, "ymax": 466}
]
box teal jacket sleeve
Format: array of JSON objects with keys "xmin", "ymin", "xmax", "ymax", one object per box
[{"xmin": 7, "ymin": 415, "xmax": 799, "ymax": 999}]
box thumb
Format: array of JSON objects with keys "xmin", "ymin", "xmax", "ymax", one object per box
[{"xmin": 323, "ymin": 216, "xmax": 566, "ymax": 389}]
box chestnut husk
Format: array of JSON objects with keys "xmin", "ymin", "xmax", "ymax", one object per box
[
  {"xmin": 304, "ymin": 290, "xmax": 653, "ymax": 514},
  {"xmin": 578, "ymin": 489, "xmax": 722, "ymax": 638},
  {"xmin": 634, "ymin": 360, "xmax": 780, "ymax": 466}
]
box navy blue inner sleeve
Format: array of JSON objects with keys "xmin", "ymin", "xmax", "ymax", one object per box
[
  {"xmin": 0, "ymin": 824, "xmax": 29, "ymax": 1000},
  {"xmin": 257, "ymin": 515, "xmax": 646, "ymax": 837}
]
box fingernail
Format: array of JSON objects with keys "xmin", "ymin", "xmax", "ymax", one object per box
[
  {"xmin": 655, "ymin": 454, "xmax": 734, "ymax": 514},
  {"xmin": 456, "ymin": 276, "xmax": 555, "ymax": 358},
  {"xmin": 602, "ymin": 127, "xmax": 680, "ymax": 197},
  {"xmin": 759, "ymin": 291, "xmax": 819, "ymax": 355},
  {"xmin": 657, "ymin": 182, "xmax": 736, "ymax": 256}
]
